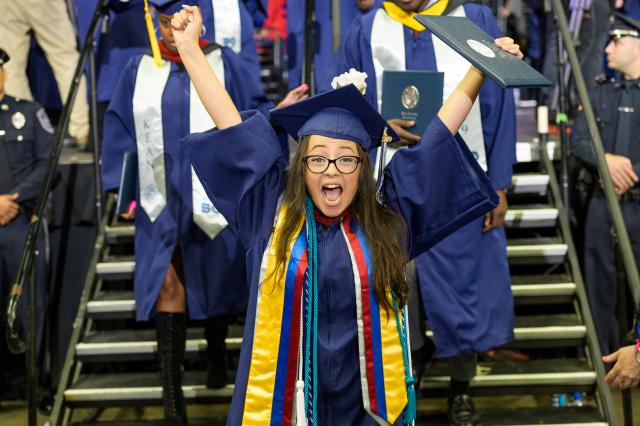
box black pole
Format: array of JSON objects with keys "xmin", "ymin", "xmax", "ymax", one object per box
[
  {"xmin": 302, "ymin": 0, "xmax": 316, "ymax": 95},
  {"xmin": 555, "ymin": 23, "xmax": 570, "ymax": 223},
  {"xmin": 27, "ymin": 249, "xmax": 37, "ymax": 426},
  {"xmin": 5, "ymin": 0, "xmax": 111, "ymax": 353},
  {"xmin": 89, "ymin": 41, "xmax": 103, "ymax": 222}
]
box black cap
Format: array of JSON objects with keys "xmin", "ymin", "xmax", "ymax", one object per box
[
  {"xmin": 0, "ymin": 48, "xmax": 9, "ymax": 67},
  {"xmin": 609, "ymin": 12, "xmax": 640, "ymax": 40}
]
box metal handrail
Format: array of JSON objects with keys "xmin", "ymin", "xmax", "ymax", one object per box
[
  {"xmin": 541, "ymin": 143, "xmax": 618, "ymax": 426},
  {"xmin": 48, "ymin": 195, "xmax": 113, "ymax": 426},
  {"xmin": 4, "ymin": 2, "xmax": 109, "ymax": 423},
  {"xmin": 5, "ymin": 0, "xmax": 109, "ymax": 351},
  {"xmin": 549, "ymin": 0, "xmax": 640, "ymax": 313}
]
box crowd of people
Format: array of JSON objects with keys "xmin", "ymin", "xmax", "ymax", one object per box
[{"xmin": 0, "ymin": 0, "xmax": 639, "ymax": 425}]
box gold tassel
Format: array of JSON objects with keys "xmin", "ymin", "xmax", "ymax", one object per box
[{"xmin": 144, "ymin": 0, "xmax": 163, "ymax": 68}]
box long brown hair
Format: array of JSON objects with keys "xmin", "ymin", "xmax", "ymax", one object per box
[{"xmin": 273, "ymin": 136, "xmax": 409, "ymax": 312}]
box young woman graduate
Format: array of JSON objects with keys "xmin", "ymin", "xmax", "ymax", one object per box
[
  {"xmin": 172, "ymin": 6, "xmax": 523, "ymax": 425},
  {"xmin": 100, "ymin": 0, "xmax": 308, "ymax": 423}
]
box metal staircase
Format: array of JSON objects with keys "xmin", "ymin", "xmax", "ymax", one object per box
[{"xmin": 48, "ymin": 104, "xmax": 616, "ymax": 425}]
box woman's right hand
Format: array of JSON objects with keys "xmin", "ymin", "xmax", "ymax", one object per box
[{"xmin": 171, "ymin": 5, "xmax": 203, "ymax": 53}]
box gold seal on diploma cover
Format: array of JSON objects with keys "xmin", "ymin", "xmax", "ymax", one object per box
[{"xmin": 401, "ymin": 85, "xmax": 420, "ymax": 109}]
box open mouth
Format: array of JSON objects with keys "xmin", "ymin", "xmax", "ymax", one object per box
[{"xmin": 322, "ymin": 184, "xmax": 343, "ymax": 204}]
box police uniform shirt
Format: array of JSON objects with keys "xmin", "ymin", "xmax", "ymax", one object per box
[
  {"xmin": 0, "ymin": 95, "xmax": 53, "ymax": 203},
  {"xmin": 571, "ymin": 76, "xmax": 640, "ymax": 178}
]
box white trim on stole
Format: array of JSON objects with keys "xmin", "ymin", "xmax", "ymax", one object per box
[
  {"xmin": 370, "ymin": 6, "xmax": 487, "ymax": 175},
  {"xmin": 211, "ymin": 0, "xmax": 242, "ymax": 53}
]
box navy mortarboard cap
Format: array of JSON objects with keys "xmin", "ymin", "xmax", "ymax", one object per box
[
  {"xmin": 149, "ymin": 0, "xmax": 199, "ymax": 15},
  {"xmin": 270, "ymin": 84, "xmax": 399, "ymax": 151},
  {"xmin": 609, "ymin": 12, "xmax": 640, "ymax": 40},
  {"xmin": 0, "ymin": 48, "xmax": 9, "ymax": 67}
]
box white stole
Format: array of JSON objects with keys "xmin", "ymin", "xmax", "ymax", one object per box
[
  {"xmin": 133, "ymin": 56, "xmax": 171, "ymax": 222},
  {"xmin": 211, "ymin": 0, "xmax": 242, "ymax": 53},
  {"xmin": 132, "ymin": 50, "xmax": 228, "ymax": 239},
  {"xmin": 370, "ymin": 6, "xmax": 487, "ymax": 172}
]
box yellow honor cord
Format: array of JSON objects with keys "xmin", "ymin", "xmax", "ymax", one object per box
[
  {"xmin": 382, "ymin": 0, "xmax": 450, "ymax": 32},
  {"xmin": 143, "ymin": 0, "xmax": 163, "ymax": 68}
]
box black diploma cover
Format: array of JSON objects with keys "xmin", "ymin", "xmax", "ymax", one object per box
[
  {"xmin": 414, "ymin": 14, "xmax": 553, "ymax": 88},
  {"xmin": 381, "ymin": 70, "xmax": 444, "ymax": 137}
]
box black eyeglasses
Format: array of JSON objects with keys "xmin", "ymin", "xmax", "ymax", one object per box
[{"xmin": 303, "ymin": 155, "xmax": 362, "ymax": 174}]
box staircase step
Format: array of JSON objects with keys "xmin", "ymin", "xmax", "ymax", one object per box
[
  {"xmin": 507, "ymin": 238, "xmax": 568, "ymax": 265},
  {"xmin": 65, "ymin": 360, "xmax": 597, "ymax": 407},
  {"xmin": 418, "ymin": 406, "xmax": 604, "ymax": 426},
  {"xmin": 89, "ymin": 275, "xmax": 577, "ymax": 320},
  {"xmin": 509, "ymin": 174, "xmax": 549, "ymax": 195},
  {"xmin": 504, "ymin": 205, "xmax": 558, "ymax": 228},
  {"xmin": 512, "ymin": 282, "xmax": 576, "ymax": 303},
  {"xmin": 105, "ymin": 224, "xmax": 134, "ymax": 243},
  {"xmin": 509, "ymin": 314, "xmax": 585, "ymax": 348},
  {"xmin": 511, "ymin": 274, "xmax": 576, "ymax": 304},
  {"xmin": 516, "ymin": 140, "xmax": 558, "ymax": 163},
  {"xmin": 422, "ymin": 358, "xmax": 596, "ymax": 396},
  {"xmin": 76, "ymin": 327, "xmax": 244, "ymax": 362},
  {"xmin": 95, "ymin": 239, "xmax": 568, "ymax": 281},
  {"xmin": 104, "ymin": 206, "xmax": 558, "ymax": 244},
  {"xmin": 96, "ymin": 259, "xmax": 135, "ymax": 280},
  {"xmin": 87, "ymin": 291, "xmax": 135, "ymax": 319},
  {"xmin": 64, "ymin": 371, "xmax": 232, "ymax": 407},
  {"xmin": 80, "ymin": 314, "xmax": 583, "ymax": 363},
  {"xmin": 68, "ymin": 406, "xmax": 605, "ymax": 426},
  {"xmin": 424, "ymin": 314, "xmax": 584, "ymax": 346}
]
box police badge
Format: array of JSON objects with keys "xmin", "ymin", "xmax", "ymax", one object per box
[{"xmin": 12, "ymin": 112, "xmax": 26, "ymax": 130}]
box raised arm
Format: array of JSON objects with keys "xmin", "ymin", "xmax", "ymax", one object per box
[
  {"xmin": 438, "ymin": 37, "xmax": 523, "ymax": 134},
  {"xmin": 171, "ymin": 6, "xmax": 241, "ymax": 129}
]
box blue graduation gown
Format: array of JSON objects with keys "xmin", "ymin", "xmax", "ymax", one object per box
[
  {"xmin": 286, "ymin": 0, "xmax": 382, "ymax": 93},
  {"xmin": 338, "ymin": 3, "xmax": 516, "ymax": 357},
  {"xmin": 186, "ymin": 111, "xmax": 497, "ymax": 424},
  {"xmin": 74, "ymin": 0, "xmax": 262, "ymax": 105},
  {"xmin": 75, "ymin": 0, "xmax": 148, "ymax": 104},
  {"xmin": 101, "ymin": 46, "xmax": 271, "ymax": 321},
  {"xmin": 199, "ymin": 0, "xmax": 264, "ymax": 91}
]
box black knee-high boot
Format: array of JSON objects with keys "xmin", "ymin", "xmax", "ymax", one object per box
[
  {"xmin": 204, "ymin": 316, "xmax": 230, "ymax": 389},
  {"xmin": 155, "ymin": 312, "xmax": 188, "ymax": 425}
]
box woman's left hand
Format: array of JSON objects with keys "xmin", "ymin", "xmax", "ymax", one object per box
[
  {"xmin": 494, "ymin": 37, "xmax": 524, "ymax": 59},
  {"xmin": 276, "ymin": 84, "xmax": 310, "ymax": 109}
]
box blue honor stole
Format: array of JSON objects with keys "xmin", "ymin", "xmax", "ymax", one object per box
[{"xmin": 242, "ymin": 204, "xmax": 410, "ymax": 425}]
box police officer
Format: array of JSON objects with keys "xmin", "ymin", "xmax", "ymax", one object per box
[
  {"xmin": 571, "ymin": 13, "xmax": 640, "ymax": 358},
  {"xmin": 0, "ymin": 47, "xmax": 52, "ymax": 399}
]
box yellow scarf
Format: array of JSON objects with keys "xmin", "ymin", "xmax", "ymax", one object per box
[{"xmin": 382, "ymin": 0, "xmax": 450, "ymax": 32}]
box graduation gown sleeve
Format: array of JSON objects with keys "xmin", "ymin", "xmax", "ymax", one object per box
[
  {"xmin": 185, "ymin": 111, "xmax": 287, "ymax": 247},
  {"xmin": 100, "ymin": 56, "xmax": 139, "ymax": 192},
  {"xmin": 383, "ymin": 115, "xmax": 498, "ymax": 259}
]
